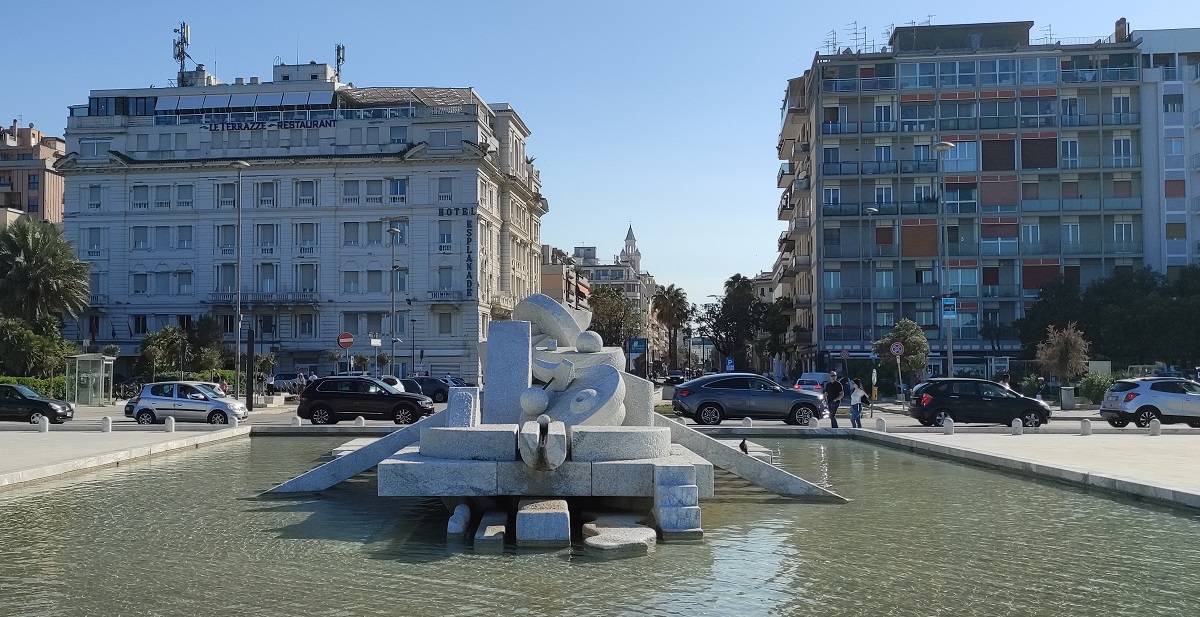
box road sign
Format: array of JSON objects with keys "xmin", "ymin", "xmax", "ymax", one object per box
[
  {"xmin": 890, "ymin": 342, "xmax": 905, "ymax": 357},
  {"xmin": 337, "ymin": 332, "xmax": 355, "ymax": 349},
  {"xmin": 725, "ymin": 357, "xmax": 734, "ymax": 372},
  {"xmin": 941, "ymin": 296, "xmax": 958, "ymax": 319},
  {"xmin": 370, "ymin": 338, "xmax": 382, "ymax": 347},
  {"xmin": 629, "ymin": 338, "xmax": 647, "ymax": 355},
  {"xmin": 840, "ymin": 349, "xmax": 850, "ymax": 360}
]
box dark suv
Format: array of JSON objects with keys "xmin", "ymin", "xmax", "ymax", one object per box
[
  {"xmin": 908, "ymin": 378, "xmax": 1052, "ymax": 427},
  {"xmin": 297, "ymin": 377, "xmax": 434, "ymax": 425},
  {"xmin": 409, "ymin": 377, "xmax": 450, "ymax": 403}
]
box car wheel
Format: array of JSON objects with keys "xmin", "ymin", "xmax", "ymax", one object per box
[
  {"xmin": 28, "ymin": 411, "xmax": 47, "ymax": 424},
  {"xmin": 1107, "ymin": 419, "xmax": 1129, "ymax": 428},
  {"xmin": 932, "ymin": 409, "xmax": 954, "ymax": 427},
  {"xmin": 135, "ymin": 410, "xmax": 156, "ymax": 425},
  {"xmin": 393, "ymin": 406, "xmax": 417, "ymax": 424},
  {"xmin": 433, "ymin": 391, "xmax": 447, "ymax": 403},
  {"xmin": 696, "ymin": 404, "xmax": 723, "ymax": 426},
  {"xmin": 788, "ymin": 405, "xmax": 814, "ymax": 426},
  {"xmin": 207, "ymin": 411, "xmax": 228, "ymax": 424},
  {"xmin": 1134, "ymin": 407, "xmax": 1160, "ymax": 428},
  {"xmin": 1187, "ymin": 421, "xmax": 1200, "ymax": 429},
  {"xmin": 1020, "ymin": 410, "xmax": 1042, "ymax": 428},
  {"xmin": 309, "ymin": 406, "xmax": 333, "ymax": 425}
]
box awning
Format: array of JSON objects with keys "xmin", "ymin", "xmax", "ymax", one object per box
[
  {"xmin": 307, "ymin": 91, "xmax": 334, "ymax": 105},
  {"xmin": 254, "ymin": 92, "xmax": 284, "ymax": 107},
  {"xmin": 229, "ymin": 93, "xmax": 257, "ymax": 108},
  {"xmin": 154, "ymin": 96, "xmax": 179, "ymax": 112},
  {"xmin": 203, "ymin": 94, "xmax": 231, "ymax": 109},
  {"xmin": 281, "ymin": 92, "xmax": 310, "ymax": 106},
  {"xmin": 176, "ymin": 95, "xmax": 205, "ymax": 110}
]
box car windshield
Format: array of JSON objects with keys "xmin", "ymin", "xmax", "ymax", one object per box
[
  {"xmin": 194, "ymin": 384, "xmax": 223, "ymax": 398},
  {"xmin": 13, "ymin": 385, "xmax": 40, "ymax": 398}
]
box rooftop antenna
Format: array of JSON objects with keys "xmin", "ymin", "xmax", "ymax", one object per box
[
  {"xmin": 923, "ymin": 14, "xmax": 934, "ymax": 26},
  {"xmin": 334, "ymin": 43, "xmax": 346, "ymax": 82},
  {"xmin": 172, "ymin": 22, "xmax": 192, "ymax": 73},
  {"xmin": 1041, "ymin": 24, "xmax": 1055, "ymax": 45},
  {"xmin": 824, "ymin": 29, "xmax": 839, "ymax": 54}
]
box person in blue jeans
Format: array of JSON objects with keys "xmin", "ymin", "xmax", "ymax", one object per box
[
  {"xmin": 824, "ymin": 371, "xmax": 843, "ymax": 428},
  {"xmin": 848, "ymin": 378, "xmax": 867, "ymax": 428}
]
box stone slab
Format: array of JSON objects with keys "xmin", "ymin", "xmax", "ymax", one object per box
[
  {"xmin": 445, "ymin": 387, "xmax": 481, "ymax": 427},
  {"xmin": 496, "ymin": 461, "xmax": 593, "ymax": 496},
  {"xmin": 332, "ymin": 437, "xmax": 379, "ymax": 457},
  {"xmin": 620, "ymin": 373, "xmax": 654, "ymax": 427},
  {"xmin": 655, "ymin": 505, "xmax": 701, "ymax": 531},
  {"xmin": 591, "ymin": 459, "xmax": 656, "ymax": 496},
  {"xmin": 582, "ymin": 515, "xmax": 657, "ymax": 557},
  {"xmin": 474, "ymin": 510, "xmax": 507, "ymax": 550},
  {"xmin": 377, "ymin": 447, "xmax": 498, "ymax": 496},
  {"xmin": 447, "ymin": 503, "xmax": 471, "ymax": 538},
  {"xmin": 568, "ymin": 426, "xmax": 671, "ymax": 462},
  {"xmin": 482, "ymin": 321, "xmax": 532, "ymax": 425},
  {"xmin": 653, "ymin": 462, "xmax": 697, "ymax": 486},
  {"xmin": 419, "ymin": 425, "xmax": 519, "ymax": 461},
  {"xmin": 653, "ymin": 484, "xmax": 699, "ymax": 508},
  {"xmin": 515, "ymin": 499, "xmax": 571, "ymax": 548},
  {"xmin": 670, "ymin": 445, "xmax": 715, "ymax": 498}
]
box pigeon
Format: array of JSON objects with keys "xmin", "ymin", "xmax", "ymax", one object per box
[{"xmin": 738, "ymin": 438, "xmax": 749, "ymax": 455}]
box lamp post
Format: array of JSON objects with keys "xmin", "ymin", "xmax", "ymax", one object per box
[
  {"xmin": 229, "ymin": 160, "xmax": 250, "ymax": 397},
  {"xmin": 387, "ymin": 226, "xmax": 402, "ymax": 376},
  {"xmin": 861, "ymin": 206, "xmax": 879, "ymax": 345},
  {"xmin": 933, "ymin": 141, "xmax": 956, "ymax": 377},
  {"xmin": 410, "ymin": 318, "xmax": 418, "ymax": 376}
]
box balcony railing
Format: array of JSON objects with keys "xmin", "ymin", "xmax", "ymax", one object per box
[
  {"xmin": 859, "ymin": 77, "xmax": 897, "ymax": 91},
  {"xmin": 899, "ymin": 160, "xmax": 938, "ymax": 174},
  {"xmin": 1103, "ymin": 197, "xmax": 1141, "ymax": 211},
  {"xmin": 1022, "ymin": 240, "xmax": 1060, "ymax": 254},
  {"xmin": 821, "ymin": 203, "xmax": 861, "ymax": 217},
  {"xmin": 821, "ymin": 78, "xmax": 859, "ymax": 93},
  {"xmin": 208, "ymin": 291, "xmax": 318, "ymax": 304},
  {"xmin": 217, "ymin": 198, "xmax": 235, "ymax": 208},
  {"xmin": 899, "ymin": 201, "xmax": 939, "ymax": 215},
  {"xmin": 1062, "ymin": 241, "xmax": 1103, "ymax": 255},
  {"xmin": 821, "ymin": 162, "xmax": 858, "ymax": 176},
  {"xmin": 1101, "ymin": 67, "xmax": 1139, "ymax": 81},
  {"xmin": 90, "ymin": 294, "xmax": 107, "ymax": 305},
  {"xmin": 861, "ymin": 161, "xmax": 899, "ymax": 174},
  {"xmin": 979, "ymin": 117, "xmax": 1018, "ymax": 129},
  {"xmin": 821, "ymin": 122, "xmax": 859, "ymax": 135},
  {"xmin": 980, "ymin": 239, "xmax": 1019, "ymax": 256},
  {"xmin": 1105, "ymin": 155, "xmax": 1140, "ymax": 168},
  {"xmin": 900, "ymin": 120, "xmax": 937, "ymax": 132},
  {"xmin": 131, "ymin": 201, "xmax": 148, "ymax": 210},
  {"xmin": 1060, "ymin": 114, "xmax": 1100, "ymax": 127},
  {"xmin": 1019, "ymin": 116, "xmax": 1057, "ymax": 128},
  {"xmin": 982, "ymin": 285, "xmax": 1020, "ymax": 298},
  {"xmin": 860, "ymin": 121, "xmax": 897, "ymax": 133},
  {"xmin": 1062, "ymin": 198, "xmax": 1101, "ymax": 211},
  {"xmin": 947, "ymin": 242, "xmax": 980, "ymax": 256},
  {"xmin": 1061, "ymin": 69, "xmax": 1099, "ymax": 83},
  {"xmin": 1021, "ymin": 199, "xmax": 1060, "ymax": 212},
  {"xmin": 1060, "ymin": 156, "xmax": 1100, "ymax": 170},
  {"xmin": 428, "ymin": 290, "xmax": 465, "ymax": 302},
  {"xmin": 777, "ymin": 162, "xmax": 797, "ymax": 187},
  {"xmin": 1109, "ymin": 241, "xmax": 1143, "ymax": 254},
  {"xmin": 1102, "ymin": 113, "xmax": 1139, "ymax": 125},
  {"xmin": 901, "ymin": 284, "xmax": 941, "ymax": 299},
  {"xmin": 939, "ymin": 118, "xmax": 977, "ymax": 130}
]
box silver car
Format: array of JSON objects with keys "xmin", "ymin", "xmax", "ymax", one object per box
[
  {"xmin": 672, "ymin": 373, "xmax": 825, "ymax": 425},
  {"xmin": 128, "ymin": 381, "xmax": 249, "ymax": 425},
  {"xmin": 1099, "ymin": 377, "xmax": 1200, "ymax": 428}
]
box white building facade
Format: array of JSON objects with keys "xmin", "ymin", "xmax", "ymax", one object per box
[{"xmin": 60, "ymin": 62, "xmax": 546, "ymax": 382}]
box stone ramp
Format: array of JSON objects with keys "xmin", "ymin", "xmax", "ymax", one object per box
[
  {"xmin": 652, "ymin": 415, "xmax": 847, "ymax": 502},
  {"xmin": 264, "ymin": 411, "xmax": 447, "ymax": 494}
]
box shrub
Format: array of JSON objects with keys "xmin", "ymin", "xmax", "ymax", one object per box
[
  {"xmin": 0, "ymin": 376, "xmax": 67, "ymax": 400},
  {"xmin": 1078, "ymin": 372, "xmax": 1116, "ymax": 403}
]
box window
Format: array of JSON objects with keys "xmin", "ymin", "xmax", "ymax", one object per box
[
  {"xmin": 875, "ymin": 270, "xmax": 894, "ymax": 287},
  {"xmin": 343, "ymin": 222, "xmax": 360, "ymax": 246},
  {"xmin": 1165, "ymin": 138, "xmax": 1183, "ymax": 156},
  {"xmin": 438, "ymin": 267, "xmax": 453, "ymax": 290},
  {"xmin": 438, "ymin": 177, "xmax": 453, "ymax": 202},
  {"xmin": 256, "ymin": 224, "xmax": 278, "ymax": 248},
  {"xmin": 823, "ymin": 187, "xmax": 841, "ymax": 205},
  {"xmin": 296, "ymin": 264, "xmax": 318, "ymax": 292},
  {"xmin": 915, "ymin": 269, "xmax": 933, "ymax": 284},
  {"xmin": 1164, "ymin": 94, "xmax": 1184, "ymax": 113},
  {"xmin": 256, "ymin": 263, "xmax": 278, "ymax": 292},
  {"xmin": 1060, "ymin": 139, "xmax": 1079, "ymax": 168},
  {"xmin": 390, "ymin": 126, "xmax": 408, "ymax": 144},
  {"xmin": 394, "ymin": 268, "xmax": 408, "ymax": 292},
  {"xmin": 389, "ymin": 178, "xmax": 407, "ymax": 203},
  {"xmin": 938, "ymin": 61, "xmax": 976, "ymax": 87},
  {"xmin": 1112, "ymin": 95, "xmax": 1131, "ymax": 114},
  {"xmin": 1019, "ymin": 97, "xmax": 1056, "ymax": 128},
  {"xmin": 175, "ymin": 184, "xmax": 193, "ymax": 208},
  {"xmin": 948, "ymin": 268, "xmax": 979, "ymax": 297},
  {"xmin": 438, "ymin": 220, "xmax": 453, "ymax": 244},
  {"xmin": 216, "ymin": 224, "xmax": 236, "ymax": 249},
  {"xmin": 366, "ymin": 221, "xmax": 383, "ymax": 245},
  {"xmin": 1019, "ymin": 58, "xmax": 1057, "ymax": 84},
  {"xmin": 295, "ymin": 223, "xmax": 318, "ymax": 247},
  {"xmin": 900, "ymin": 105, "xmax": 936, "ymax": 131},
  {"xmin": 389, "ymin": 220, "xmax": 407, "ymax": 244},
  {"xmin": 177, "ymin": 271, "xmax": 193, "ymax": 294},
  {"xmin": 218, "ymin": 315, "xmax": 235, "ymax": 335},
  {"xmin": 154, "ymin": 226, "xmax": 170, "ymax": 250},
  {"xmin": 133, "ymin": 315, "xmax": 149, "ymax": 335},
  {"xmin": 295, "ymin": 314, "xmax": 314, "ymax": 337},
  {"xmin": 899, "ymin": 62, "xmax": 936, "ymax": 89},
  {"xmin": 1062, "ymin": 223, "xmax": 1081, "ymax": 244},
  {"xmin": 131, "ymin": 226, "xmax": 149, "ymax": 249},
  {"xmin": 367, "ymin": 270, "xmax": 383, "ymax": 293},
  {"xmin": 296, "ymin": 180, "xmax": 316, "ymax": 206},
  {"xmin": 342, "ymin": 180, "xmax": 360, "ymax": 203},
  {"xmin": 823, "ymin": 270, "xmax": 841, "ymax": 289},
  {"xmin": 365, "ymin": 180, "xmax": 383, "ymax": 203},
  {"xmin": 822, "ymin": 147, "xmax": 840, "ymax": 164},
  {"xmin": 257, "ymin": 182, "xmax": 275, "ymax": 207},
  {"xmin": 1115, "ymin": 222, "xmax": 1135, "ymax": 242},
  {"xmin": 343, "ymin": 271, "xmax": 360, "ymax": 293},
  {"xmin": 437, "ymin": 312, "xmax": 453, "ymax": 335},
  {"xmin": 823, "ymin": 228, "xmax": 841, "ymax": 246},
  {"xmin": 875, "ymin": 145, "xmax": 892, "ymax": 162},
  {"xmin": 429, "ymin": 129, "xmax": 462, "ymax": 148},
  {"xmin": 943, "ymin": 141, "xmax": 977, "ymax": 172},
  {"xmin": 80, "ymin": 139, "xmax": 111, "ymax": 158},
  {"xmin": 1165, "ymin": 222, "xmax": 1187, "ymax": 240},
  {"xmin": 132, "ymin": 274, "xmax": 148, "ymax": 295},
  {"xmin": 874, "ymin": 185, "xmax": 893, "ymax": 204},
  {"xmin": 342, "ymin": 313, "xmax": 360, "ymax": 335},
  {"xmin": 823, "ymin": 312, "xmax": 842, "ymax": 327},
  {"xmin": 1021, "ymin": 224, "xmax": 1040, "ymax": 244},
  {"xmin": 939, "ymin": 102, "xmax": 977, "ymax": 129},
  {"xmin": 27, "ymin": 174, "xmax": 38, "ymax": 189},
  {"xmin": 875, "ymin": 311, "xmax": 895, "ymax": 327},
  {"xmin": 978, "ymin": 59, "xmax": 1016, "ymax": 85},
  {"xmin": 366, "ymin": 313, "xmax": 384, "ymax": 334},
  {"xmin": 27, "ymin": 198, "xmax": 37, "ymax": 212},
  {"xmin": 86, "ymin": 228, "xmax": 102, "ymax": 250}
]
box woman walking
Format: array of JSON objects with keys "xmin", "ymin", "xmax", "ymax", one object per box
[{"xmin": 848, "ymin": 378, "xmax": 868, "ymax": 429}]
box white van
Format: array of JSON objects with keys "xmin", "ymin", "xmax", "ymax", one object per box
[{"xmin": 793, "ymin": 372, "xmax": 833, "ymax": 393}]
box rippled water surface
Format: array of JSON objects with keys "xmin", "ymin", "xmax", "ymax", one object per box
[{"xmin": 1, "ymin": 436, "xmax": 1198, "ymax": 616}]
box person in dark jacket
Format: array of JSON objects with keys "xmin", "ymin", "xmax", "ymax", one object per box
[{"xmin": 824, "ymin": 371, "xmax": 843, "ymax": 428}]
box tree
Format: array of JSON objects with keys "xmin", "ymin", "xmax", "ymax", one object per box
[
  {"xmin": 872, "ymin": 319, "xmax": 930, "ymax": 386},
  {"xmin": 0, "ymin": 317, "xmax": 75, "ymax": 377},
  {"xmin": 588, "ymin": 285, "xmax": 644, "ymax": 348},
  {"xmin": 376, "ymin": 352, "xmax": 390, "ymax": 373},
  {"xmin": 136, "ymin": 326, "xmax": 189, "ymax": 376},
  {"xmin": 694, "ymin": 274, "xmax": 766, "ymax": 371},
  {"xmin": 102, "ymin": 344, "xmax": 121, "ymax": 357},
  {"xmin": 0, "ymin": 221, "xmax": 90, "ymax": 323},
  {"xmin": 352, "ymin": 353, "xmax": 370, "ymax": 371},
  {"xmin": 193, "ymin": 345, "xmax": 225, "ymax": 378},
  {"xmin": 652, "ymin": 284, "xmax": 691, "ymax": 370},
  {"xmin": 761, "ymin": 297, "xmax": 794, "ymax": 359},
  {"xmin": 1035, "ymin": 323, "xmax": 1090, "ymax": 384}
]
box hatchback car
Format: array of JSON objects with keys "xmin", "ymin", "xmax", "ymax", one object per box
[
  {"xmin": 0, "ymin": 384, "xmax": 74, "ymax": 424},
  {"xmin": 908, "ymin": 378, "xmax": 1051, "ymax": 427},
  {"xmin": 673, "ymin": 373, "xmax": 825, "ymax": 425},
  {"xmin": 126, "ymin": 381, "xmax": 248, "ymax": 425},
  {"xmin": 297, "ymin": 377, "xmax": 435, "ymax": 424},
  {"xmin": 792, "ymin": 378, "xmax": 824, "ymax": 393},
  {"xmin": 1099, "ymin": 377, "xmax": 1200, "ymax": 428}
]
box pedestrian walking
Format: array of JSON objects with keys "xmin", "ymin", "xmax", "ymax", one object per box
[
  {"xmin": 848, "ymin": 378, "xmax": 867, "ymax": 429},
  {"xmin": 824, "ymin": 371, "xmax": 843, "ymax": 429},
  {"xmin": 218, "ymin": 377, "xmax": 229, "ymax": 395},
  {"xmin": 998, "ymin": 373, "xmax": 1013, "ymax": 391}
]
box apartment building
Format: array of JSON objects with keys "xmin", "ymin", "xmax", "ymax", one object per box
[
  {"xmin": 0, "ymin": 120, "xmax": 66, "ymax": 223},
  {"xmin": 59, "ymin": 61, "xmax": 547, "ymax": 382},
  {"xmin": 774, "ymin": 18, "xmax": 1196, "ymax": 378},
  {"xmin": 572, "ymin": 226, "xmax": 656, "ymax": 311},
  {"xmin": 540, "ymin": 244, "xmax": 591, "ymax": 310}
]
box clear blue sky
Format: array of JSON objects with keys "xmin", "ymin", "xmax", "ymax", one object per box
[{"xmin": 2, "ymin": 0, "xmax": 1192, "ymax": 303}]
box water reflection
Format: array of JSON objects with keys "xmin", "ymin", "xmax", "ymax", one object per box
[{"xmin": 0, "ymin": 437, "xmax": 1197, "ymax": 616}]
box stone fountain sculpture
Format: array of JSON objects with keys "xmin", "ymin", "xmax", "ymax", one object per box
[{"xmin": 269, "ymin": 294, "xmax": 844, "ymax": 556}]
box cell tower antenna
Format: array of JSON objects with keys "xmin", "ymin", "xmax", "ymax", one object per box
[
  {"xmin": 335, "ymin": 43, "xmax": 346, "ymax": 82},
  {"xmin": 172, "ymin": 22, "xmax": 192, "ymax": 73}
]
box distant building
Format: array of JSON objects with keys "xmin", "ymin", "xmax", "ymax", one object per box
[
  {"xmin": 0, "ymin": 120, "xmax": 65, "ymax": 223},
  {"xmin": 573, "ymin": 226, "xmax": 656, "ymax": 311},
  {"xmin": 540, "ymin": 244, "xmax": 590, "ymax": 309}
]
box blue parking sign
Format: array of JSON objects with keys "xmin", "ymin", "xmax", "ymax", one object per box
[{"xmin": 941, "ymin": 296, "xmax": 957, "ymax": 319}]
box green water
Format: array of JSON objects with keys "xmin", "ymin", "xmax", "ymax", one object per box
[{"xmin": 0, "ymin": 437, "xmax": 1197, "ymax": 616}]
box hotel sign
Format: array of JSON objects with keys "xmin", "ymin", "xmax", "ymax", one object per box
[{"xmin": 202, "ymin": 119, "xmax": 337, "ymax": 131}]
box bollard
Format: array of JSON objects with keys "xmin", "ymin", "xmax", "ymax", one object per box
[
  {"xmin": 354, "ymin": 416, "xmax": 366, "ymax": 427},
  {"xmin": 37, "ymin": 416, "xmax": 50, "ymax": 433},
  {"xmin": 1080, "ymin": 419, "xmax": 1092, "ymax": 436},
  {"xmin": 164, "ymin": 416, "xmax": 176, "ymax": 433},
  {"xmin": 291, "ymin": 416, "xmax": 303, "ymax": 427},
  {"xmin": 875, "ymin": 417, "xmax": 886, "ymax": 432},
  {"xmin": 1010, "ymin": 418, "xmax": 1023, "ymax": 436},
  {"xmin": 1149, "ymin": 418, "xmax": 1161, "ymax": 436},
  {"xmin": 942, "ymin": 418, "xmax": 954, "ymax": 435},
  {"xmin": 100, "ymin": 416, "xmax": 112, "ymax": 433},
  {"xmin": 229, "ymin": 416, "xmax": 239, "ymax": 429},
  {"xmin": 741, "ymin": 417, "xmax": 753, "ymax": 428}
]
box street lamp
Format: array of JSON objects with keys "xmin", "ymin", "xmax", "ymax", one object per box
[
  {"xmin": 861, "ymin": 206, "xmax": 879, "ymax": 344},
  {"xmin": 410, "ymin": 318, "xmax": 417, "ymax": 377},
  {"xmin": 933, "ymin": 141, "xmax": 956, "ymax": 377},
  {"xmin": 229, "ymin": 160, "xmax": 250, "ymax": 398},
  {"xmin": 387, "ymin": 225, "xmax": 402, "ymax": 376}
]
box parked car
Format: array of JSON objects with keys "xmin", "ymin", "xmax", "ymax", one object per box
[
  {"xmin": 0, "ymin": 384, "xmax": 74, "ymax": 424},
  {"xmin": 410, "ymin": 377, "xmax": 450, "ymax": 403},
  {"xmin": 666, "ymin": 370, "xmax": 687, "ymax": 385},
  {"xmin": 792, "ymin": 378, "xmax": 824, "ymax": 393},
  {"xmin": 400, "ymin": 378, "xmax": 423, "ymax": 394},
  {"xmin": 297, "ymin": 377, "xmax": 434, "ymax": 425},
  {"xmin": 672, "ymin": 373, "xmax": 824, "ymax": 426},
  {"xmin": 438, "ymin": 376, "xmax": 474, "ymax": 387},
  {"xmin": 270, "ymin": 372, "xmax": 304, "ymax": 394},
  {"xmin": 125, "ymin": 381, "xmax": 248, "ymax": 425},
  {"xmin": 1099, "ymin": 377, "xmax": 1200, "ymax": 428},
  {"xmin": 908, "ymin": 378, "xmax": 1051, "ymax": 427}
]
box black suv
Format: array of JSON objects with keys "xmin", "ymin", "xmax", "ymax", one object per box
[
  {"xmin": 908, "ymin": 378, "xmax": 1052, "ymax": 427},
  {"xmin": 297, "ymin": 377, "xmax": 434, "ymax": 425}
]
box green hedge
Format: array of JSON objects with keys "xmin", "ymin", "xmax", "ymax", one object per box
[{"xmin": 0, "ymin": 376, "xmax": 67, "ymax": 400}]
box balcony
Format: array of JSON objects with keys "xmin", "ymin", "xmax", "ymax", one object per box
[
  {"xmin": 899, "ymin": 201, "xmax": 939, "ymax": 215},
  {"xmin": 861, "ymin": 161, "xmax": 899, "ymax": 175},
  {"xmin": 821, "ymin": 203, "xmax": 860, "ymax": 217},
  {"xmin": 131, "ymin": 201, "xmax": 149, "ymax": 210},
  {"xmin": 821, "ymin": 162, "xmax": 858, "ymax": 176},
  {"xmin": 821, "ymin": 122, "xmax": 859, "ymax": 135},
  {"xmin": 823, "ymin": 326, "xmax": 864, "ymax": 341},
  {"xmin": 1022, "ymin": 240, "xmax": 1060, "ymax": 254},
  {"xmin": 297, "ymin": 245, "xmax": 317, "ymax": 255},
  {"xmin": 947, "ymin": 242, "xmax": 980, "ymax": 256},
  {"xmin": 939, "ymin": 118, "xmax": 977, "ymax": 130},
  {"xmin": 1104, "ymin": 155, "xmax": 1140, "ymax": 169},
  {"xmin": 777, "ymin": 194, "xmax": 795, "ymax": 221},
  {"xmin": 1102, "ymin": 113, "xmax": 1139, "ymax": 125},
  {"xmin": 778, "ymin": 231, "xmax": 795, "ymax": 251},
  {"xmin": 901, "ymin": 284, "xmax": 941, "ymax": 299},
  {"xmin": 822, "ymin": 287, "xmax": 862, "ymax": 300},
  {"xmin": 437, "ymin": 243, "xmax": 454, "ymax": 253},
  {"xmin": 1019, "ymin": 116, "xmax": 1057, "ymax": 128},
  {"xmin": 218, "ymin": 198, "xmax": 235, "ymax": 208},
  {"xmin": 788, "ymin": 214, "xmax": 811, "ymax": 236},
  {"xmin": 1061, "ymin": 69, "xmax": 1099, "ymax": 83},
  {"xmin": 979, "ymin": 117, "xmax": 1018, "ymax": 129},
  {"xmin": 1060, "ymin": 114, "xmax": 1100, "ymax": 127},
  {"xmin": 1021, "ymin": 199, "xmax": 1060, "ymax": 212},
  {"xmin": 208, "ymin": 291, "xmax": 319, "ymax": 305},
  {"xmin": 1060, "ymin": 156, "xmax": 1100, "ymax": 170},
  {"xmin": 874, "ymin": 244, "xmax": 898, "ymax": 257},
  {"xmin": 1062, "ymin": 198, "xmax": 1101, "ymax": 211},
  {"xmin": 1062, "ymin": 241, "xmax": 1102, "ymax": 255},
  {"xmin": 869, "ymin": 202, "xmax": 898, "ymax": 216},
  {"xmin": 900, "ymin": 120, "xmax": 937, "ymax": 132},
  {"xmin": 429, "ymin": 290, "xmax": 465, "ymax": 302},
  {"xmin": 860, "ymin": 121, "xmax": 897, "ymax": 133},
  {"xmin": 859, "ymin": 77, "xmax": 896, "ymax": 91},
  {"xmin": 821, "ymin": 78, "xmax": 859, "ymax": 93},
  {"xmin": 1103, "ymin": 197, "xmax": 1141, "ymax": 211},
  {"xmin": 1109, "ymin": 241, "xmax": 1143, "ymax": 254},
  {"xmin": 980, "ymin": 239, "xmax": 1019, "ymax": 256},
  {"xmin": 1101, "ymin": 67, "xmax": 1139, "ymax": 81},
  {"xmin": 777, "ymin": 162, "xmax": 797, "ymax": 188},
  {"xmin": 982, "ymin": 285, "xmax": 1020, "ymax": 298},
  {"xmin": 90, "ymin": 294, "xmax": 108, "ymax": 306},
  {"xmin": 899, "ymin": 160, "xmax": 937, "ymax": 174}
]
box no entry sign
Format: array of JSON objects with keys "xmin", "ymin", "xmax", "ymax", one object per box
[{"xmin": 337, "ymin": 332, "xmax": 355, "ymax": 349}]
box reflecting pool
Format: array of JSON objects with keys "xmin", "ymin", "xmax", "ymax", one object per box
[{"xmin": 0, "ymin": 437, "xmax": 1197, "ymax": 616}]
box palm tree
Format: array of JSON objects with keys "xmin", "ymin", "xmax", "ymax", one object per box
[
  {"xmin": 0, "ymin": 221, "xmax": 90, "ymax": 323},
  {"xmin": 652, "ymin": 284, "xmax": 691, "ymax": 370}
]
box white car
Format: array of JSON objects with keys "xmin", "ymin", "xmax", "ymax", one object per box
[
  {"xmin": 126, "ymin": 381, "xmax": 249, "ymax": 425},
  {"xmin": 1099, "ymin": 377, "xmax": 1200, "ymax": 428}
]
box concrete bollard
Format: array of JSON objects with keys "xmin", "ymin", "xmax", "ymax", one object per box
[
  {"xmin": 1080, "ymin": 419, "xmax": 1092, "ymax": 436},
  {"xmin": 875, "ymin": 417, "xmax": 887, "ymax": 432},
  {"xmin": 354, "ymin": 416, "xmax": 366, "ymax": 427},
  {"xmin": 229, "ymin": 416, "xmax": 239, "ymax": 429},
  {"xmin": 1010, "ymin": 418, "xmax": 1023, "ymax": 435},
  {"xmin": 164, "ymin": 416, "xmax": 175, "ymax": 433},
  {"xmin": 741, "ymin": 417, "xmax": 753, "ymax": 427},
  {"xmin": 100, "ymin": 416, "xmax": 112, "ymax": 433},
  {"xmin": 291, "ymin": 416, "xmax": 302, "ymax": 427},
  {"xmin": 942, "ymin": 418, "xmax": 954, "ymax": 435},
  {"xmin": 37, "ymin": 416, "xmax": 50, "ymax": 433},
  {"xmin": 1149, "ymin": 419, "xmax": 1162, "ymax": 436}
]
